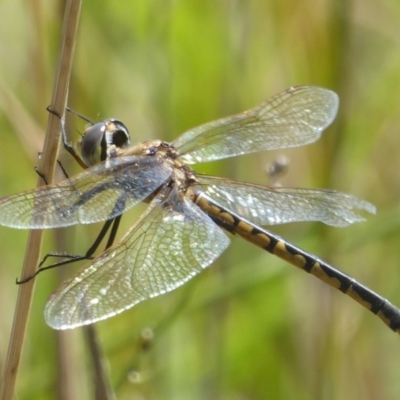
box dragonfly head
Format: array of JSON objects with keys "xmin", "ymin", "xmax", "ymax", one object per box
[{"xmin": 80, "ymin": 119, "xmax": 131, "ymax": 166}]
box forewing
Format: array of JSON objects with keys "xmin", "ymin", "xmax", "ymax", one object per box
[
  {"xmin": 197, "ymin": 176, "xmax": 376, "ymax": 227},
  {"xmin": 0, "ymin": 156, "xmax": 171, "ymax": 229},
  {"xmin": 172, "ymin": 86, "xmax": 339, "ymax": 163},
  {"xmin": 44, "ymin": 186, "xmax": 230, "ymax": 329}
]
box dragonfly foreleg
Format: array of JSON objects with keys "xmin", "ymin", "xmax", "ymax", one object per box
[
  {"xmin": 47, "ymin": 105, "xmax": 88, "ymax": 169},
  {"xmin": 34, "ymin": 159, "xmax": 71, "ymax": 186}
]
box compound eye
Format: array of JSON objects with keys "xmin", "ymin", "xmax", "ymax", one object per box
[
  {"xmin": 105, "ymin": 120, "xmax": 131, "ymax": 150},
  {"xmin": 80, "ymin": 122, "xmax": 106, "ymax": 166}
]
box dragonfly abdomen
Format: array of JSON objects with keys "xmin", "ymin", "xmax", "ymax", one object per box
[{"xmin": 193, "ymin": 189, "xmax": 400, "ymax": 334}]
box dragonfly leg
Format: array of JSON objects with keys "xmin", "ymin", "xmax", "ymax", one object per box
[
  {"xmin": 47, "ymin": 105, "xmax": 88, "ymax": 169},
  {"xmin": 34, "ymin": 165, "xmax": 48, "ymax": 184},
  {"xmin": 16, "ymin": 253, "xmax": 94, "ymax": 284},
  {"xmin": 34, "ymin": 159, "xmax": 70, "ymax": 185},
  {"xmin": 65, "ymin": 106, "xmax": 94, "ymax": 124},
  {"xmin": 46, "ymin": 105, "xmax": 62, "ymax": 119},
  {"xmin": 56, "ymin": 160, "xmax": 70, "ymax": 179},
  {"xmin": 16, "ymin": 215, "xmax": 122, "ymax": 284}
]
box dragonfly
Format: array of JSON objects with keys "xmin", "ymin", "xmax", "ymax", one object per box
[{"xmin": 0, "ymin": 86, "xmax": 399, "ymax": 332}]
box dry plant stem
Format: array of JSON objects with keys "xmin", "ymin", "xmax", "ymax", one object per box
[
  {"xmin": 0, "ymin": 1, "xmax": 82, "ymax": 399},
  {"xmin": 85, "ymin": 325, "xmax": 116, "ymax": 400},
  {"xmin": 55, "ymin": 228, "xmax": 82, "ymax": 400}
]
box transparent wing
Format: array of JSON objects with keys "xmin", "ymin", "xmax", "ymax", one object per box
[
  {"xmin": 44, "ymin": 185, "xmax": 230, "ymax": 329},
  {"xmin": 0, "ymin": 156, "xmax": 172, "ymax": 229},
  {"xmin": 172, "ymin": 86, "xmax": 339, "ymax": 164},
  {"xmin": 196, "ymin": 176, "xmax": 376, "ymax": 227}
]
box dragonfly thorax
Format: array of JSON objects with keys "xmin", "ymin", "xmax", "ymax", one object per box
[{"xmin": 135, "ymin": 140, "xmax": 199, "ymax": 192}]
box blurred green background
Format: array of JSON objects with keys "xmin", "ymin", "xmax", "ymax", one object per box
[{"xmin": 1, "ymin": 1, "xmax": 400, "ymax": 399}]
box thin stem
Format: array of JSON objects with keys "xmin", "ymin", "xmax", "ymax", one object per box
[
  {"xmin": 84, "ymin": 325, "xmax": 116, "ymax": 400},
  {"xmin": 0, "ymin": 1, "xmax": 82, "ymax": 399}
]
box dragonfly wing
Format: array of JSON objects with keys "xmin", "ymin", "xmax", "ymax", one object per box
[
  {"xmin": 196, "ymin": 176, "xmax": 376, "ymax": 227},
  {"xmin": 44, "ymin": 185, "xmax": 230, "ymax": 329},
  {"xmin": 0, "ymin": 156, "xmax": 171, "ymax": 229},
  {"xmin": 173, "ymin": 86, "xmax": 338, "ymax": 164}
]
